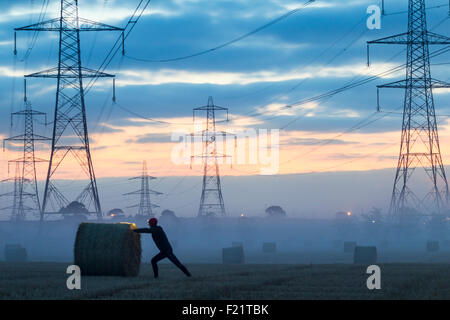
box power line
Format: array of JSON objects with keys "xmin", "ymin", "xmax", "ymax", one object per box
[
  {"xmin": 84, "ymin": 0, "xmax": 152, "ymax": 95},
  {"xmin": 227, "ymin": 15, "xmax": 449, "ymax": 125},
  {"xmin": 19, "ymin": 0, "xmax": 50, "ymax": 62}
]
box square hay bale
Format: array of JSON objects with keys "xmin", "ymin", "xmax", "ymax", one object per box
[
  {"xmin": 426, "ymin": 241, "xmax": 440, "ymax": 252},
  {"xmin": 74, "ymin": 222, "xmax": 141, "ymax": 277},
  {"xmin": 353, "ymin": 246, "xmax": 377, "ymax": 264},
  {"xmin": 262, "ymin": 242, "xmax": 277, "ymax": 253},
  {"xmin": 4, "ymin": 244, "xmax": 27, "ymax": 262},
  {"xmin": 222, "ymin": 246, "xmax": 244, "ymax": 264},
  {"xmin": 344, "ymin": 241, "xmax": 357, "ymax": 253}
]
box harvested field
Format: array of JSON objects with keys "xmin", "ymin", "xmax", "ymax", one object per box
[{"xmin": 0, "ymin": 262, "xmax": 449, "ymax": 300}]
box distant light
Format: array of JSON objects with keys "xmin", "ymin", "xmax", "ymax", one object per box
[
  {"xmin": 240, "ymin": 213, "xmax": 245, "ymax": 217},
  {"xmin": 111, "ymin": 214, "xmax": 115, "ymax": 217},
  {"xmin": 347, "ymin": 211, "xmax": 352, "ymax": 217},
  {"xmin": 372, "ymin": 220, "xmax": 376, "ymax": 224}
]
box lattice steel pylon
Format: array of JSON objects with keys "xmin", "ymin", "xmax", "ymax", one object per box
[
  {"xmin": 367, "ymin": 0, "xmax": 450, "ymax": 216},
  {"xmin": 0, "ymin": 163, "xmax": 26, "ymax": 221},
  {"xmin": 123, "ymin": 161, "xmax": 162, "ymax": 217},
  {"xmin": 14, "ymin": 0, "xmax": 124, "ymax": 219},
  {"xmin": 1, "ymin": 90, "xmax": 50, "ymax": 220},
  {"xmin": 190, "ymin": 97, "xmax": 233, "ymax": 217}
]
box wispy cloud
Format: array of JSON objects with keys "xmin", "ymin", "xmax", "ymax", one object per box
[{"xmin": 112, "ymin": 62, "xmax": 399, "ymax": 86}]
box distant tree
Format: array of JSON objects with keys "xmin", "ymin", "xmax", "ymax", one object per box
[
  {"xmin": 398, "ymin": 206, "xmax": 422, "ymax": 225},
  {"xmin": 160, "ymin": 209, "xmax": 179, "ymax": 223},
  {"xmin": 361, "ymin": 207, "xmax": 383, "ymax": 224},
  {"xmin": 265, "ymin": 205, "xmax": 286, "ymax": 217},
  {"xmin": 161, "ymin": 209, "xmax": 176, "ymax": 218},
  {"xmin": 335, "ymin": 211, "xmax": 349, "ymax": 219},
  {"xmin": 59, "ymin": 201, "xmax": 89, "ymax": 215}
]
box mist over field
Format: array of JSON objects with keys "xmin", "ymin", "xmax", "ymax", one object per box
[
  {"xmin": 2, "ymin": 167, "xmax": 449, "ymax": 264},
  {"xmin": 0, "ymin": 166, "xmax": 439, "ymax": 220},
  {"xmin": 1, "ymin": 210, "xmax": 448, "ymax": 265}
]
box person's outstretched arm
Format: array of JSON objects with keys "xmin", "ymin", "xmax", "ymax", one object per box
[{"xmin": 133, "ymin": 228, "xmax": 152, "ymax": 234}]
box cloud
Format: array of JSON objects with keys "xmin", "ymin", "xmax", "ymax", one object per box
[
  {"xmin": 281, "ymin": 137, "xmax": 358, "ymax": 146},
  {"xmin": 0, "ymin": 1, "xmax": 179, "ymax": 25},
  {"xmin": 256, "ymin": 101, "xmax": 317, "ymax": 116},
  {"xmin": 112, "ymin": 62, "xmax": 399, "ymax": 87},
  {"xmin": 127, "ymin": 133, "xmax": 172, "ymax": 144}
]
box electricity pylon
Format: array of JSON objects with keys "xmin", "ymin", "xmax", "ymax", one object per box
[
  {"xmin": 368, "ymin": 0, "xmax": 450, "ymax": 216},
  {"xmin": 14, "ymin": 0, "xmax": 124, "ymax": 219},
  {"xmin": 124, "ymin": 161, "xmax": 162, "ymax": 217},
  {"xmin": 190, "ymin": 97, "xmax": 233, "ymax": 217},
  {"xmin": 0, "ymin": 162, "xmax": 28, "ymax": 221},
  {"xmin": 1, "ymin": 87, "xmax": 50, "ymax": 220}
]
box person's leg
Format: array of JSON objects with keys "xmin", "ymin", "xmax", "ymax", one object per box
[
  {"xmin": 167, "ymin": 251, "xmax": 191, "ymax": 277},
  {"xmin": 151, "ymin": 252, "xmax": 167, "ymax": 278}
]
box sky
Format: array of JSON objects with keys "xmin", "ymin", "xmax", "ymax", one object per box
[{"xmin": 0, "ymin": 0, "xmax": 449, "ymax": 217}]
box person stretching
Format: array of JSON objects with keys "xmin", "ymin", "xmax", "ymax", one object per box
[{"xmin": 134, "ymin": 217, "xmax": 191, "ymax": 278}]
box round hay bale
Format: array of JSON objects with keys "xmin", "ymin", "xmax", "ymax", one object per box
[{"xmin": 74, "ymin": 222, "xmax": 141, "ymax": 277}]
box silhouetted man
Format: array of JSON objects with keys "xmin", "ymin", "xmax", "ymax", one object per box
[{"xmin": 134, "ymin": 218, "xmax": 191, "ymax": 278}]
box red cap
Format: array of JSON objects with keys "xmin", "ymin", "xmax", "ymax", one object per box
[{"xmin": 148, "ymin": 217, "xmax": 158, "ymax": 227}]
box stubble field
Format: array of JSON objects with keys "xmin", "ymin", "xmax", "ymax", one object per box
[{"xmin": 1, "ymin": 262, "xmax": 449, "ymax": 300}]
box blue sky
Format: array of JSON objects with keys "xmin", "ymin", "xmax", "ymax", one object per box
[{"xmin": 1, "ymin": 0, "xmax": 448, "ymax": 136}]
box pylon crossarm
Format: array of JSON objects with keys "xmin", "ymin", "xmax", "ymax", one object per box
[
  {"xmin": 148, "ymin": 189, "xmax": 163, "ymax": 196},
  {"xmin": 4, "ymin": 134, "xmax": 52, "ymax": 142},
  {"xmin": 0, "ymin": 190, "xmax": 34, "ymax": 198},
  {"xmin": 368, "ymin": 31, "xmax": 450, "ymax": 45},
  {"xmin": 15, "ymin": 17, "xmax": 123, "ymax": 32},
  {"xmin": 191, "ymin": 130, "xmax": 235, "ymax": 139},
  {"xmin": 25, "ymin": 67, "xmax": 114, "ymax": 79},
  {"xmin": 192, "ymin": 154, "xmax": 231, "ymax": 159},
  {"xmin": 125, "ymin": 204, "xmax": 140, "ymax": 209},
  {"xmin": 128, "ymin": 175, "xmax": 157, "ymax": 181},
  {"xmin": 194, "ymin": 105, "xmax": 228, "ymax": 112},
  {"xmin": 128, "ymin": 203, "xmax": 160, "ymax": 209},
  {"xmin": 123, "ymin": 190, "xmax": 161, "ymax": 196},
  {"xmin": 367, "ymin": 30, "xmax": 450, "ymax": 66},
  {"xmin": 12, "ymin": 109, "xmax": 46, "ymax": 116},
  {"xmin": 123, "ymin": 190, "xmax": 142, "ymax": 196},
  {"xmin": 7, "ymin": 157, "xmax": 48, "ymax": 163},
  {"xmin": 377, "ymin": 79, "xmax": 450, "ymax": 89},
  {"xmin": 0, "ymin": 192, "xmax": 15, "ymax": 197}
]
